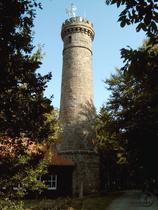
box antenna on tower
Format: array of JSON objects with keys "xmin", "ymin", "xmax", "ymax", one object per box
[{"xmin": 66, "ymin": 3, "xmax": 77, "ymax": 17}]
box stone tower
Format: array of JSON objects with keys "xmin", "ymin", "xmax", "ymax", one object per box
[{"xmin": 57, "ymin": 16, "xmax": 99, "ymax": 196}]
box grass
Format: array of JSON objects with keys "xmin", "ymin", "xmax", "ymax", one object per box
[{"xmin": 21, "ymin": 191, "xmax": 123, "ymax": 210}]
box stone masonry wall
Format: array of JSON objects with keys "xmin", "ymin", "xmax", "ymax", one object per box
[
  {"xmin": 62, "ymin": 152, "xmax": 100, "ymax": 196},
  {"xmin": 57, "ymin": 16, "xmax": 99, "ymax": 196}
]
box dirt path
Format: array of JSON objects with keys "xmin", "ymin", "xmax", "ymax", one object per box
[{"xmin": 107, "ymin": 190, "xmax": 158, "ymax": 210}]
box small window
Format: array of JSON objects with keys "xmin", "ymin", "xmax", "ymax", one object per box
[
  {"xmin": 35, "ymin": 175, "xmax": 57, "ymax": 190},
  {"xmin": 13, "ymin": 184, "xmax": 23, "ymax": 190},
  {"xmin": 46, "ymin": 175, "xmax": 57, "ymax": 190},
  {"xmin": 69, "ymin": 36, "xmax": 72, "ymax": 43}
]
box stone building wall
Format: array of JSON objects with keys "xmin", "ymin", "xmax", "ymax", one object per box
[{"xmin": 57, "ymin": 16, "xmax": 99, "ymax": 196}]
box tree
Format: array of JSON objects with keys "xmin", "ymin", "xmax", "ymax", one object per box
[
  {"xmin": 105, "ymin": 0, "xmax": 158, "ymax": 44},
  {"xmin": 103, "ymin": 0, "xmax": 158, "ymax": 185},
  {"xmin": 44, "ymin": 108, "xmax": 60, "ymax": 144},
  {"xmin": 104, "ymin": 41, "xmax": 158, "ymax": 185},
  {"xmin": 0, "ymin": 0, "xmax": 53, "ymax": 141},
  {"xmin": 96, "ymin": 106, "xmax": 124, "ymax": 190},
  {"xmin": 0, "ymin": 0, "xmax": 53, "ymax": 201},
  {"xmin": 105, "ymin": 0, "xmax": 158, "ymax": 77}
]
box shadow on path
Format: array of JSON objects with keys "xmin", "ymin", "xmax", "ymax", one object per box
[{"xmin": 107, "ymin": 190, "xmax": 158, "ymax": 210}]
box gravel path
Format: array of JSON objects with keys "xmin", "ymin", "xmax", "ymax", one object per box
[{"xmin": 107, "ymin": 190, "xmax": 158, "ymax": 210}]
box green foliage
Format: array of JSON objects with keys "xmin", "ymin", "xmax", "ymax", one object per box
[
  {"xmin": 104, "ymin": 41, "xmax": 158, "ymax": 181},
  {"xmin": 0, "ymin": 0, "xmax": 54, "ymax": 200},
  {"xmin": 96, "ymin": 105, "xmax": 127, "ymax": 190},
  {"xmin": 0, "ymin": 192, "xmax": 123, "ymax": 210},
  {"xmin": 0, "ymin": 0, "xmax": 53, "ymax": 141},
  {"xmin": 44, "ymin": 109, "xmax": 59, "ymax": 144},
  {"xmin": 0, "ymin": 199, "xmax": 24, "ymax": 210},
  {"xmin": 96, "ymin": 106, "xmax": 120, "ymax": 155},
  {"xmin": 0, "ymin": 137, "xmax": 48, "ymax": 199},
  {"xmin": 105, "ymin": 0, "xmax": 158, "ymax": 44},
  {"xmin": 103, "ymin": 1, "xmax": 158, "ymax": 184},
  {"xmin": 105, "ymin": 0, "xmax": 158, "ymax": 79}
]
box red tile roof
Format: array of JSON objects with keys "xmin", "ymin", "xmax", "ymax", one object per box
[
  {"xmin": 41, "ymin": 145, "xmax": 75, "ymax": 166},
  {"xmin": 48, "ymin": 149, "xmax": 75, "ymax": 166},
  {"xmin": 0, "ymin": 137, "xmax": 75, "ymax": 167}
]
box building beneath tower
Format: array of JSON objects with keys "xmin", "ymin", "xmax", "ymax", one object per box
[{"xmin": 57, "ymin": 16, "xmax": 100, "ymax": 196}]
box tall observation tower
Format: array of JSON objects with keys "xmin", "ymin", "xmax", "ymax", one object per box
[{"xmin": 57, "ymin": 7, "xmax": 99, "ymax": 196}]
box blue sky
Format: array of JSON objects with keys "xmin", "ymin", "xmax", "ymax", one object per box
[{"xmin": 33, "ymin": 0, "xmax": 146, "ymax": 112}]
